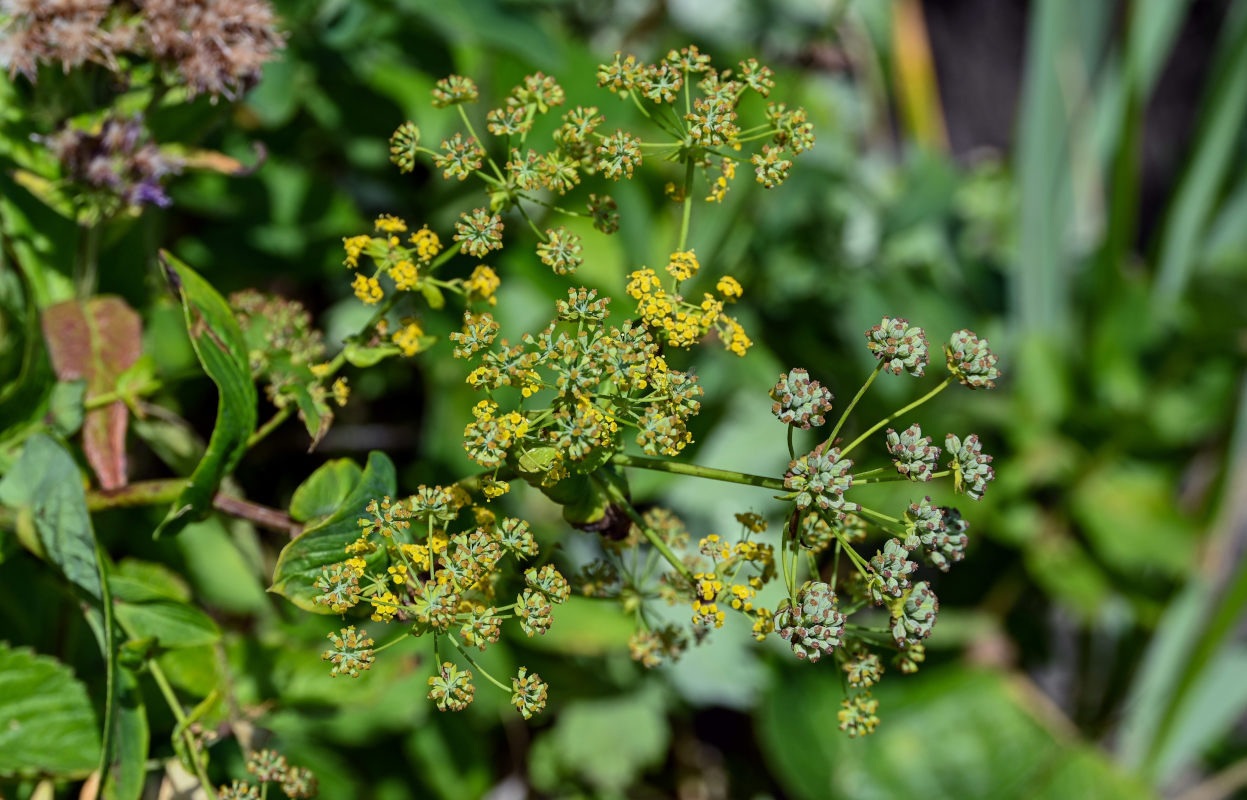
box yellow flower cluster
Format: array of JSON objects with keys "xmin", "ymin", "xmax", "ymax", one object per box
[
  {"xmin": 729, "ymin": 584, "xmax": 755, "ymax": 612},
  {"xmin": 351, "ymin": 274, "xmax": 383, "ymax": 305},
  {"xmin": 625, "ymin": 257, "xmax": 752, "ymax": 356},
  {"xmin": 343, "ymin": 215, "xmax": 445, "ymax": 306},
  {"xmin": 734, "ymin": 511, "xmax": 766, "ymax": 532},
  {"xmin": 370, "ymin": 591, "xmax": 399, "ymax": 622},
  {"xmin": 706, "ymin": 159, "xmax": 737, "ymax": 203},
  {"xmin": 331, "ymin": 377, "xmax": 350, "ymax": 406},
  {"xmin": 716, "ymin": 275, "xmax": 743, "ymax": 300},
  {"xmin": 691, "ymin": 571, "xmax": 726, "ymax": 628},
  {"xmin": 698, "ymin": 534, "xmax": 732, "ymax": 561},
  {"xmin": 481, "ymin": 476, "xmax": 510, "ymax": 499},
  {"xmin": 464, "ymin": 264, "xmax": 500, "ymax": 306},
  {"xmin": 393, "ymin": 321, "xmax": 425, "ymax": 357},
  {"xmin": 400, "ymin": 542, "xmax": 431, "ymax": 571},
  {"xmin": 665, "ymin": 250, "xmax": 699, "ymax": 282}
]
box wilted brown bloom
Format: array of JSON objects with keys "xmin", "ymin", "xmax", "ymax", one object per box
[{"xmin": 0, "ymin": 0, "xmax": 284, "ymax": 99}]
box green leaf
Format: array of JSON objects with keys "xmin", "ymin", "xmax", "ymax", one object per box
[
  {"xmin": 0, "ymin": 643, "xmax": 101, "ymax": 778},
  {"xmin": 48, "ymin": 379, "xmax": 86, "ymax": 436},
  {"xmin": 110, "ymin": 559, "xmax": 192, "ymax": 603},
  {"xmin": 103, "ymin": 666, "xmax": 148, "ymax": 800},
  {"xmin": 155, "ymin": 252, "xmax": 258, "ymax": 538},
  {"xmin": 0, "ymin": 434, "xmax": 102, "ymax": 601},
  {"xmin": 343, "ymin": 340, "xmax": 404, "ymax": 367},
  {"xmin": 419, "ymin": 282, "xmax": 445, "ymax": 310},
  {"xmin": 177, "ymin": 518, "xmax": 269, "ymax": 615},
  {"xmin": 114, "ymin": 599, "xmax": 220, "ymax": 650},
  {"xmin": 270, "ymin": 451, "xmax": 396, "ymax": 612},
  {"xmin": 157, "ymin": 645, "xmax": 223, "ymax": 698},
  {"xmin": 289, "ymin": 458, "xmax": 363, "ymax": 523}
]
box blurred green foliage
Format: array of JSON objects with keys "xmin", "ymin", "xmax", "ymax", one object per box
[{"xmin": 2, "ymin": 0, "xmax": 1246, "ymax": 798}]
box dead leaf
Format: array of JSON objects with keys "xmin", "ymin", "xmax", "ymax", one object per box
[{"xmin": 42, "ymin": 296, "xmax": 142, "ymax": 489}]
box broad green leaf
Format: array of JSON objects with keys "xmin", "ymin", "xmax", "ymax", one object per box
[
  {"xmin": 114, "ymin": 599, "xmax": 220, "ymax": 649},
  {"xmin": 155, "ymin": 252, "xmax": 258, "ymax": 538},
  {"xmin": 289, "ymin": 458, "xmax": 364, "ymax": 523},
  {"xmin": 157, "ymin": 645, "xmax": 223, "ymax": 698},
  {"xmin": 41, "ymin": 296, "xmax": 142, "ymax": 490},
  {"xmin": 270, "ymin": 451, "xmax": 396, "ymax": 612},
  {"xmin": 103, "ymin": 666, "xmax": 148, "ymax": 800},
  {"xmin": 0, "ymin": 643, "xmax": 101, "ymax": 777},
  {"xmin": 0, "ymin": 434, "xmax": 102, "ymax": 601},
  {"xmin": 177, "ymin": 518, "xmax": 269, "ymax": 615},
  {"xmin": 528, "ymin": 684, "xmax": 669, "ymax": 795},
  {"xmin": 110, "ymin": 559, "xmax": 192, "ymax": 603}
]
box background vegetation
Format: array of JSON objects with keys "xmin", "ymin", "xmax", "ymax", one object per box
[{"xmin": 2, "ymin": 0, "xmax": 1246, "ymax": 797}]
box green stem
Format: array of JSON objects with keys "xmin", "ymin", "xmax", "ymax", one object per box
[
  {"xmin": 845, "ymin": 624, "xmax": 897, "ymax": 647},
  {"xmin": 76, "ymin": 222, "xmax": 101, "ymax": 300},
  {"xmin": 676, "ymin": 158, "xmax": 695, "ymax": 252},
  {"xmin": 591, "ymin": 473, "xmax": 694, "ymax": 584},
  {"xmin": 611, "ymin": 453, "xmax": 786, "ymax": 491},
  {"xmin": 825, "ymin": 361, "xmax": 885, "ymax": 449},
  {"xmin": 457, "ymin": 106, "xmax": 504, "ymax": 182},
  {"xmin": 94, "ymin": 541, "xmax": 116, "ymax": 790},
  {"xmin": 840, "ymin": 377, "xmax": 952, "ymax": 458},
  {"xmin": 448, "ymin": 637, "xmax": 511, "ymax": 692},
  {"xmin": 855, "ymin": 470, "xmax": 950, "ymax": 485},
  {"xmin": 828, "ymin": 524, "xmax": 872, "ymax": 577},
  {"xmin": 84, "ymin": 380, "xmax": 163, "ymax": 411},
  {"xmin": 857, "ymin": 506, "xmax": 902, "ymax": 526},
  {"xmin": 515, "ymin": 201, "xmax": 548, "ymax": 241},
  {"xmin": 148, "ymin": 660, "xmax": 214, "ymax": 794},
  {"xmin": 246, "ymin": 408, "xmax": 291, "ymax": 449},
  {"xmin": 786, "ymin": 424, "xmax": 796, "ymax": 460},
  {"xmin": 373, "ymin": 632, "xmax": 411, "ymax": 655}
]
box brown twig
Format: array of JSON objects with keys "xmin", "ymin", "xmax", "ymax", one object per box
[{"xmin": 1, "ymin": 477, "xmax": 301, "ymax": 537}]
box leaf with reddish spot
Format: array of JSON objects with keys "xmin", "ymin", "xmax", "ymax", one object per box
[{"xmin": 41, "ymin": 296, "xmax": 141, "ymax": 490}]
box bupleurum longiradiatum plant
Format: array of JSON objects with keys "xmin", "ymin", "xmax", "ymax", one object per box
[{"xmin": 289, "ymin": 50, "xmax": 1000, "ymax": 736}]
